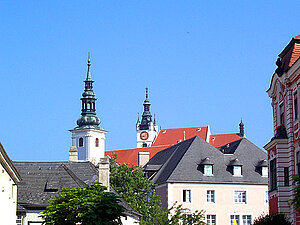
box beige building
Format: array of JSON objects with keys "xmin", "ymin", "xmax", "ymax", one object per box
[
  {"xmin": 144, "ymin": 136, "xmax": 268, "ymax": 225},
  {"xmin": 0, "ymin": 143, "xmax": 21, "ymax": 225}
]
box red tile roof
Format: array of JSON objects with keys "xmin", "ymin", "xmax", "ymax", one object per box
[
  {"xmin": 209, "ymin": 133, "xmax": 243, "ymax": 148},
  {"xmin": 105, "ymin": 145, "xmax": 169, "ymax": 165},
  {"xmin": 106, "ymin": 126, "xmax": 243, "ymax": 165},
  {"xmin": 279, "ymin": 35, "xmax": 300, "ymax": 71},
  {"xmin": 152, "ymin": 126, "xmax": 208, "ymax": 147}
]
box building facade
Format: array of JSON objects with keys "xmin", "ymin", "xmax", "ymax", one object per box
[
  {"xmin": 0, "ymin": 143, "xmax": 21, "ymax": 225},
  {"xmin": 264, "ymin": 35, "xmax": 300, "ymax": 224},
  {"xmin": 144, "ymin": 136, "xmax": 268, "ymax": 225}
]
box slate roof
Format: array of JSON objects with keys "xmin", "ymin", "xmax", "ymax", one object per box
[
  {"xmin": 144, "ymin": 136, "xmax": 267, "ymax": 185},
  {"xmin": 14, "ymin": 161, "xmax": 98, "ymax": 208}
]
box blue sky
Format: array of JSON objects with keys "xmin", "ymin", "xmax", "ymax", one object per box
[{"xmin": 0, "ymin": 1, "xmax": 299, "ymax": 161}]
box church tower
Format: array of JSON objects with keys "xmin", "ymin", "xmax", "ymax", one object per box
[
  {"xmin": 136, "ymin": 88, "xmax": 158, "ymax": 148},
  {"xmin": 69, "ymin": 54, "xmax": 107, "ymax": 164}
]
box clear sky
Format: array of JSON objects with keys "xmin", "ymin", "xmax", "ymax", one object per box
[{"xmin": 1, "ymin": 1, "xmax": 299, "ymax": 161}]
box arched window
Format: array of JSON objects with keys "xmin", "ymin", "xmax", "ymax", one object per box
[
  {"xmin": 95, "ymin": 138, "xmax": 99, "ymax": 147},
  {"xmin": 143, "ymin": 143, "xmax": 147, "ymax": 147},
  {"xmin": 79, "ymin": 137, "xmax": 84, "ymax": 147}
]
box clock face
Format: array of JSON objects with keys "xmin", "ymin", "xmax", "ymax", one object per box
[{"xmin": 140, "ymin": 131, "xmax": 149, "ymax": 140}]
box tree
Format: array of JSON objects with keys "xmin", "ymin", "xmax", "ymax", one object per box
[
  {"xmin": 253, "ymin": 214, "xmax": 292, "ymax": 225},
  {"xmin": 41, "ymin": 181, "xmax": 124, "ymax": 225},
  {"xmin": 109, "ymin": 154, "xmax": 206, "ymax": 225}
]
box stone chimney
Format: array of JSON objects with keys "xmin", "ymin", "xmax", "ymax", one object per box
[
  {"xmin": 98, "ymin": 157, "xmax": 110, "ymax": 191},
  {"xmin": 69, "ymin": 146, "xmax": 78, "ymax": 162},
  {"xmin": 138, "ymin": 152, "xmax": 150, "ymax": 167}
]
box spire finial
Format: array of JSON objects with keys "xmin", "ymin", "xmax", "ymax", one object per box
[
  {"xmin": 136, "ymin": 113, "xmax": 141, "ymax": 124},
  {"xmin": 86, "ymin": 52, "xmax": 92, "ymax": 81},
  {"xmin": 146, "ymin": 87, "xmax": 149, "ymax": 99}
]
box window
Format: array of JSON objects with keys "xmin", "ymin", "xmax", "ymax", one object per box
[
  {"xmin": 242, "ymin": 215, "xmax": 252, "ymax": 225},
  {"xmin": 270, "ymin": 159, "xmax": 277, "ymax": 191},
  {"xmin": 279, "ymin": 103, "xmax": 284, "ymax": 125},
  {"xmin": 16, "ymin": 215, "xmax": 22, "ymax": 225},
  {"xmin": 284, "ymin": 167, "xmax": 289, "ymax": 186},
  {"xmin": 79, "ymin": 137, "xmax": 84, "ymax": 147},
  {"xmin": 204, "ymin": 165, "xmax": 213, "ymax": 176},
  {"xmin": 233, "ymin": 166, "xmax": 242, "ymax": 176},
  {"xmin": 183, "ymin": 189, "xmax": 191, "ymax": 203},
  {"xmin": 262, "ymin": 166, "xmax": 268, "ymax": 177},
  {"xmin": 265, "ymin": 191, "xmax": 268, "ymax": 204},
  {"xmin": 207, "ymin": 215, "xmax": 216, "ymax": 225},
  {"xmin": 234, "ymin": 191, "xmax": 246, "ymax": 203},
  {"xmin": 142, "ymin": 143, "xmax": 147, "ymax": 147},
  {"xmin": 231, "ymin": 215, "xmax": 240, "ymax": 225},
  {"xmin": 295, "ymin": 92, "xmax": 298, "ymax": 120},
  {"xmin": 297, "ymin": 152, "xmax": 300, "ymax": 175},
  {"xmin": 95, "ymin": 138, "xmax": 99, "ymax": 147},
  {"xmin": 207, "ymin": 190, "xmax": 215, "ymax": 203}
]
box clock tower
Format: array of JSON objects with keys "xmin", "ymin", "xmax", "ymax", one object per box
[
  {"xmin": 69, "ymin": 54, "xmax": 107, "ymax": 165},
  {"xmin": 136, "ymin": 88, "xmax": 158, "ymax": 148}
]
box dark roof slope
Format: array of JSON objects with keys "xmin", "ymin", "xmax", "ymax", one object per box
[
  {"xmin": 14, "ymin": 161, "xmax": 98, "ymax": 208},
  {"xmin": 145, "ymin": 136, "xmax": 267, "ymax": 185}
]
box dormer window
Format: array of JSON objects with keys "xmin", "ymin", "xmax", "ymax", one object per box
[
  {"xmin": 262, "ymin": 166, "xmax": 268, "ymax": 177},
  {"xmin": 199, "ymin": 157, "xmax": 214, "ymax": 176},
  {"xmin": 204, "ymin": 165, "xmax": 213, "ymax": 176},
  {"xmin": 233, "ymin": 166, "xmax": 242, "ymax": 176}
]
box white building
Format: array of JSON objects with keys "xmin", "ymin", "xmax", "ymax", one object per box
[{"xmin": 0, "ymin": 143, "xmax": 21, "ymax": 225}]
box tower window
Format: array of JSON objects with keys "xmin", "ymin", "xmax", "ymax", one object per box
[
  {"xmin": 79, "ymin": 137, "xmax": 84, "ymax": 147},
  {"xmin": 143, "ymin": 143, "xmax": 147, "ymax": 147},
  {"xmin": 95, "ymin": 138, "xmax": 99, "ymax": 147},
  {"xmin": 279, "ymin": 103, "xmax": 284, "ymax": 125},
  {"xmin": 294, "ymin": 92, "xmax": 298, "ymax": 120}
]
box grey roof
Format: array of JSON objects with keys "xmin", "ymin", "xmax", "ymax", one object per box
[
  {"xmin": 144, "ymin": 136, "xmax": 267, "ymax": 185},
  {"xmin": 14, "ymin": 161, "xmax": 139, "ymax": 217},
  {"xmin": 14, "ymin": 161, "xmax": 98, "ymax": 208}
]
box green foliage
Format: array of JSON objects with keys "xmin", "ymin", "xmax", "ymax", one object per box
[
  {"xmin": 110, "ymin": 153, "xmax": 206, "ymax": 225},
  {"xmin": 41, "ymin": 181, "xmax": 124, "ymax": 225},
  {"xmin": 167, "ymin": 202, "xmax": 206, "ymax": 225},
  {"xmin": 253, "ymin": 214, "xmax": 292, "ymax": 225},
  {"xmin": 293, "ymin": 174, "xmax": 300, "ymax": 210}
]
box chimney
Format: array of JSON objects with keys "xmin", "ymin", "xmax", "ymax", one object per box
[
  {"xmin": 138, "ymin": 152, "xmax": 150, "ymax": 167},
  {"xmin": 69, "ymin": 146, "xmax": 78, "ymax": 162},
  {"xmin": 98, "ymin": 157, "xmax": 110, "ymax": 191}
]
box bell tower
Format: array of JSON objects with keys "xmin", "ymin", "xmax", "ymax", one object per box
[
  {"xmin": 69, "ymin": 53, "xmax": 107, "ymax": 164},
  {"xmin": 136, "ymin": 88, "xmax": 158, "ymax": 147}
]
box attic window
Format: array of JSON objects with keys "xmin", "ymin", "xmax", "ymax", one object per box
[
  {"xmin": 197, "ymin": 128, "xmax": 201, "ymax": 131},
  {"xmin": 177, "ymin": 140, "xmax": 182, "ymax": 143},
  {"xmin": 204, "ymin": 165, "xmax": 213, "ymax": 176},
  {"xmin": 233, "ymin": 166, "xmax": 242, "ymax": 176},
  {"xmin": 262, "ymin": 166, "xmax": 268, "ymax": 177},
  {"xmin": 212, "ymin": 138, "xmax": 215, "ymax": 141},
  {"xmin": 162, "ymin": 130, "xmax": 166, "ymax": 133}
]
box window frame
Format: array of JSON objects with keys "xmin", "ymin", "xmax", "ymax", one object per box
[
  {"xmin": 233, "ymin": 165, "xmax": 242, "ymax": 176},
  {"xmin": 279, "ymin": 103, "xmax": 285, "ymax": 125},
  {"xmin": 183, "ymin": 189, "xmax": 191, "ymax": 203},
  {"xmin": 234, "ymin": 190, "xmax": 247, "ymax": 204},
  {"xmin": 284, "ymin": 167, "xmax": 289, "ymax": 186},
  {"xmin": 207, "ymin": 190, "xmax": 215, "ymax": 203},
  {"xmin": 262, "ymin": 166, "xmax": 268, "ymax": 177},
  {"xmin": 242, "ymin": 215, "xmax": 252, "ymax": 225},
  {"xmin": 230, "ymin": 215, "xmax": 240, "ymax": 225},
  {"xmin": 204, "ymin": 164, "xmax": 213, "ymax": 176},
  {"xmin": 207, "ymin": 214, "xmax": 216, "ymax": 225},
  {"xmin": 294, "ymin": 91, "xmax": 298, "ymax": 120},
  {"xmin": 78, "ymin": 137, "xmax": 84, "ymax": 147},
  {"xmin": 270, "ymin": 158, "xmax": 277, "ymax": 191}
]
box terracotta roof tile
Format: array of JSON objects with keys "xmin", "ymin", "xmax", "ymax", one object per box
[
  {"xmin": 152, "ymin": 126, "xmax": 208, "ymax": 147},
  {"xmin": 105, "ymin": 146, "xmax": 169, "ymax": 165},
  {"xmin": 209, "ymin": 133, "xmax": 243, "ymax": 148}
]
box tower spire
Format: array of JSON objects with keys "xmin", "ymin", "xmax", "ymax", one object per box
[
  {"xmin": 139, "ymin": 88, "xmax": 152, "ymax": 130},
  {"xmin": 76, "ymin": 53, "xmax": 101, "ymax": 129},
  {"xmin": 239, "ymin": 119, "xmax": 245, "ymax": 137}
]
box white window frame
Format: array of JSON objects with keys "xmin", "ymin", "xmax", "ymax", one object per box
[
  {"xmin": 265, "ymin": 191, "xmax": 268, "ymax": 204},
  {"xmin": 204, "ymin": 165, "xmax": 213, "ymax": 176},
  {"xmin": 183, "ymin": 189, "xmax": 191, "ymax": 203},
  {"xmin": 234, "ymin": 190, "xmax": 247, "ymax": 204},
  {"xmin": 207, "ymin": 190, "xmax": 215, "ymax": 203},
  {"xmin": 242, "ymin": 215, "xmax": 252, "ymax": 225},
  {"xmin": 207, "ymin": 214, "xmax": 216, "ymax": 225},
  {"xmin": 262, "ymin": 166, "xmax": 268, "ymax": 177},
  {"xmin": 233, "ymin": 166, "xmax": 242, "ymax": 176},
  {"xmin": 230, "ymin": 215, "xmax": 240, "ymax": 225}
]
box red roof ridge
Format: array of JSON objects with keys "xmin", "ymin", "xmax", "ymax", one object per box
[{"xmin": 159, "ymin": 126, "xmax": 208, "ymax": 130}]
